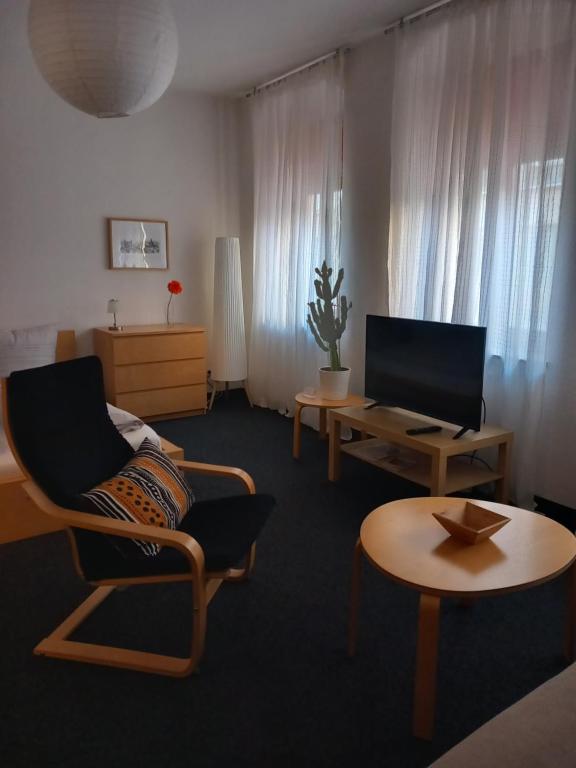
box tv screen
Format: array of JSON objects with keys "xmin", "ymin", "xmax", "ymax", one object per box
[{"xmin": 364, "ymin": 315, "xmax": 487, "ymax": 431}]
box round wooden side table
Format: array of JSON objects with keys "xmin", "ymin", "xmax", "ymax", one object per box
[
  {"xmin": 349, "ymin": 497, "xmax": 576, "ymax": 740},
  {"xmin": 293, "ymin": 392, "xmax": 368, "ymax": 459}
]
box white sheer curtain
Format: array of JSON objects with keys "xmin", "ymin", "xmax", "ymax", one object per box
[
  {"xmin": 249, "ymin": 55, "xmax": 344, "ymax": 413},
  {"xmin": 388, "ymin": 0, "xmax": 576, "ymax": 505}
]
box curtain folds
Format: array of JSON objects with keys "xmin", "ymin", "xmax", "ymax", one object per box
[
  {"xmin": 249, "ymin": 55, "xmax": 344, "ymax": 413},
  {"xmin": 388, "ymin": 0, "xmax": 576, "ymax": 505}
]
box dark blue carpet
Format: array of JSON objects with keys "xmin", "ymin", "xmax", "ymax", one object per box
[{"xmin": 0, "ymin": 391, "xmax": 570, "ymax": 768}]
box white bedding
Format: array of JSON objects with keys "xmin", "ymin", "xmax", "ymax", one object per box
[
  {"xmin": 0, "ymin": 404, "xmax": 161, "ymax": 476},
  {"xmin": 106, "ymin": 403, "xmax": 162, "ymax": 450}
]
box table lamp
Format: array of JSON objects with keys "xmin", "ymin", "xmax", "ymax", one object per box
[{"xmin": 107, "ymin": 299, "xmax": 122, "ymax": 330}]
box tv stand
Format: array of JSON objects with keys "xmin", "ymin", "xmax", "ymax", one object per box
[
  {"xmin": 452, "ymin": 426, "xmax": 474, "ymax": 440},
  {"xmin": 327, "ymin": 406, "xmax": 513, "ymax": 501}
]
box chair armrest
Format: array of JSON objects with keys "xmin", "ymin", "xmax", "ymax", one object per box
[
  {"xmin": 174, "ymin": 460, "xmax": 256, "ymax": 495},
  {"xmin": 21, "ymin": 480, "xmax": 205, "ymax": 574}
]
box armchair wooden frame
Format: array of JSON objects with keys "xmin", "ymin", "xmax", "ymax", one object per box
[{"xmin": 2, "ymin": 382, "xmax": 258, "ymax": 678}]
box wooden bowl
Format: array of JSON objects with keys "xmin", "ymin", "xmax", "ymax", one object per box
[{"xmin": 432, "ymin": 501, "xmax": 511, "ymax": 545}]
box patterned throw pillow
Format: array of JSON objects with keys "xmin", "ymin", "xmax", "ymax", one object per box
[{"xmin": 82, "ymin": 438, "xmax": 194, "ymax": 556}]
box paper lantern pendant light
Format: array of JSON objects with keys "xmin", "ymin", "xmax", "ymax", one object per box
[{"xmin": 28, "ymin": 0, "xmax": 179, "ymax": 118}]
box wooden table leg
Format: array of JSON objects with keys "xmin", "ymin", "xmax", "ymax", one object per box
[
  {"xmin": 430, "ymin": 455, "xmax": 447, "ymax": 497},
  {"xmin": 328, "ymin": 412, "xmax": 341, "ymax": 481},
  {"xmin": 413, "ymin": 593, "xmax": 441, "ymax": 740},
  {"xmin": 348, "ymin": 539, "xmax": 363, "ymax": 657},
  {"xmin": 293, "ymin": 403, "xmax": 304, "ymax": 459},
  {"xmin": 319, "ymin": 408, "xmax": 327, "ymax": 440},
  {"xmin": 565, "ymin": 562, "xmax": 576, "ymax": 662},
  {"xmin": 496, "ymin": 440, "xmax": 511, "ymax": 503}
]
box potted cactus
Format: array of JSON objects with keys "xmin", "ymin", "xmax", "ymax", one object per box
[{"xmin": 306, "ymin": 261, "xmax": 352, "ymax": 400}]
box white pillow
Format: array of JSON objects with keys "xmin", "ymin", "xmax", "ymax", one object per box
[
  {"xmin": 0, "ymin": 324, "xmax": 59, "ymax": 378},
  {"xmin": 106, "ymin": 403, "xmax": 162, "ymax": 450},
  {"xmin": 106, "ymin": 403, "xmax": 144, "ymax": 432}
]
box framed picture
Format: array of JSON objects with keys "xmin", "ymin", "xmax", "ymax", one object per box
[{"xmin": 108, "ymin": 217, "xmax": 169, "ymax": 270}]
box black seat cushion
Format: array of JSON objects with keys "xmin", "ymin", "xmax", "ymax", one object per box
[
  {"xmin": 74, "ymin": 493, "xmax": 275, "ymax": 581},
  {"xmin": 7, "ymin": 356, "xmax": 133, "ymax": 507}
]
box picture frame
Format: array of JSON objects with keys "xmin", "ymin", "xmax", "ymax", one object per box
[{"xmin": 107, "ymin": 217, "xmax": 169, "ymax": 270}]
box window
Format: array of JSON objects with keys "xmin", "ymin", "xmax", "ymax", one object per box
[{"xmin": 485, "ymin": 157, "xmax": 564, "ymax": 360}]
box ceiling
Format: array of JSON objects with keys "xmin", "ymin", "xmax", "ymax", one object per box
[{"xmin": 170, "ymin": 0, "xmax": 428, "ymax": 95}]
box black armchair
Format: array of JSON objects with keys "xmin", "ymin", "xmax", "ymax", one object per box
[{"xmin": 2, "ymin": 355, "xmax": 274, "ymax": 676}]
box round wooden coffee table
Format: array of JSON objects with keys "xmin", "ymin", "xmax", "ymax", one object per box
[
  {"xmin": 293, "ymin": 392, "xmax": 368, "ymax": 459},
  {"xmin": 349, "ymin": 497, "xmax": 576, "ymax": 740}
]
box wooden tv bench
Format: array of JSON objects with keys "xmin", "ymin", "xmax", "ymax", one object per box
[{"xmin": 327, "ymin": 406, "xmax": 513, "ymax": 501}]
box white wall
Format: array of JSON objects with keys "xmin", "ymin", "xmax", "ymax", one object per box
[
  {"xmin": 238, "ymin": 100, "xmax": 255, "ymax": 343},
  {"xmin": 0, "ymin": 2, "xmax": 240, "ymax": 358},
  {"xmin": 340, "ymin": 35, "xmax": 395, "ymax": 394}
]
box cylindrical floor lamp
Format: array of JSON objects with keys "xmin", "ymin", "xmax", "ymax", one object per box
[{"xmin": 210, "ymin": 237, "xmax": 251, "ymax": 408}]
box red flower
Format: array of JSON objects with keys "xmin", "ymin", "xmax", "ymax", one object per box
[
  {"xmin": 167, "ymin": 280, "xmax": 183, "ymax": 294},
  {"xmin": 166, "ymin": 280, "xmax": 183, "ymax": 325}
]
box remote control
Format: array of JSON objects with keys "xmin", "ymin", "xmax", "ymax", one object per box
[{"xmin": 406, "ymin": 426, "xmax": 442, "ymax": 435}]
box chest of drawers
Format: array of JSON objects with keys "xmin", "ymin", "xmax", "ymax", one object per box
[{"xmin": 93, "ymin": 324, "xmax": 206, "ymax": 420}]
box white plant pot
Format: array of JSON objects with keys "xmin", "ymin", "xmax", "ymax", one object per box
[{"xmin": 318, "ymin": 367, "xmax": 351, "ymax": 400}]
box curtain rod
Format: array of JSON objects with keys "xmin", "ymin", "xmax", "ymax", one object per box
[
  {"xmin": 380, "ymin": 0, "xmax": 456, "ymax": 35},
  {"xmin": 245, "ymin": 0, "xmax": 457, "ymax": 98},
  {"xmin": 247, "ymin": 50, "xmax": 341, "ymax": 98}
]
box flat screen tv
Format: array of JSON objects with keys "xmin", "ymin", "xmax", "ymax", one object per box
[{"xmin": 364, "ymin": 315, "xmax": 487, "ymax": 433}]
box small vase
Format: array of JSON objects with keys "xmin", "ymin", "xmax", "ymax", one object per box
[{"xmin": 166, "ymin": 296, "xmax": 173, "ymax": 326}]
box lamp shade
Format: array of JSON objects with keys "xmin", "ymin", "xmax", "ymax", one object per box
[
  {"xmin": 107, "ymin": 299, "xmax": 120, "ymax": 314},
  {"xmin": 212, "ymin": 238, "xmax": 247, "ymax": 382},
  {"xmin": 28, "ymin": 0, "xmax": 178, "ymax": 118}
]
